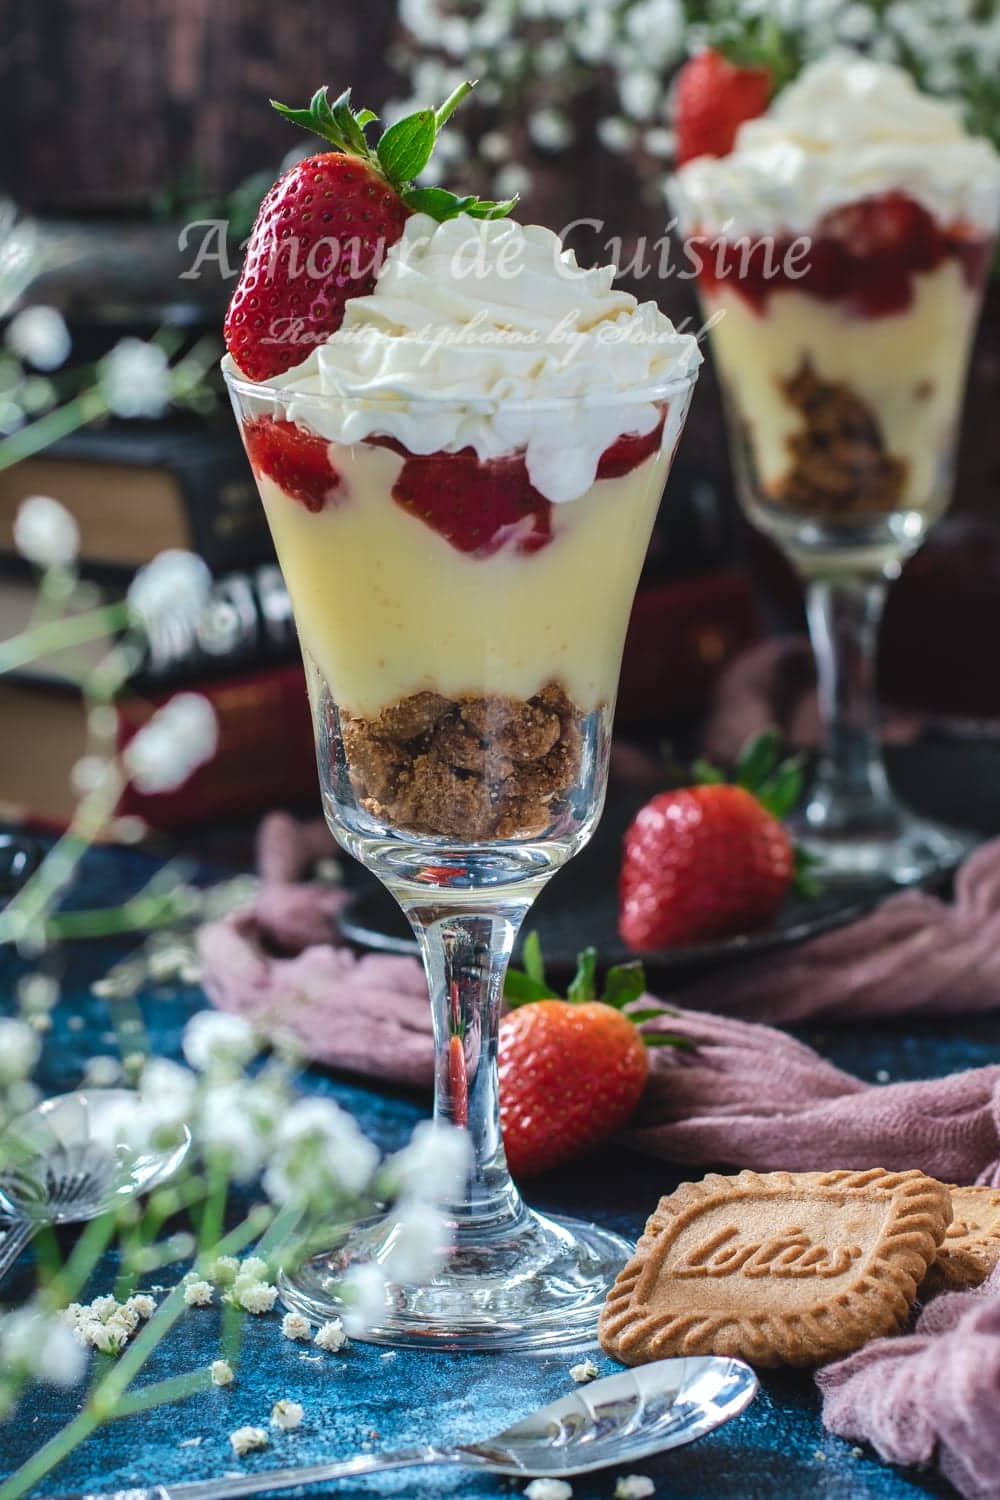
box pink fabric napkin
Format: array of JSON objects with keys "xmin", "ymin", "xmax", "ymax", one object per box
[
  {"xmin": 817, "ymin": 1265, "xmax": 1000, "ymax": 1500},
  {"xmin": 198, "ymin": 813, "xmax": 1000, "ymax": 1184}
]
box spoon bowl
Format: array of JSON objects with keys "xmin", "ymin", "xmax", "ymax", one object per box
[
  {"xmin": 0, "ymin": 1089, "xmax": 191, "ymax": 1282},
  {"xmin": 458, "ymin": 1355, "xmax": 759, "ymax": 1475}
]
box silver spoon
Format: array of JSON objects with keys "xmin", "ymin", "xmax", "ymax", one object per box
[
  {"xmin": 44, "ymin": 1355, "xmax": 758, "ymax": 1500},
  {"xmin": 0, "ymin": 1088, "xmax": 191, "ymax": 1283}
]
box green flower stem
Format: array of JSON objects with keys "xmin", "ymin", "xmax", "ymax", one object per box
[
  {"xmin": 0, "ymin": 772, "xmax": 125, "ymax": 947},
  {"xmin": 0, "ymin": 388, "xmax": 109, "ymax": 472},
  {"xmin": 0, "ymin": 1210, "xmax": 278, "ymax": 1499},
  {"xmin": 197, "ymin": 1162, "xmax": 230, "ymax": 1253},
  {"xmin": 112, "ymin": 1369, "xmax": 211, "ymax": 1419},
  {"xmin": 0, "ymin": 601, "xmax": 130, "ymax": 675},
  {"xmin": 44, "ymin": 892, "xmax": 193, "ymax": 941}
]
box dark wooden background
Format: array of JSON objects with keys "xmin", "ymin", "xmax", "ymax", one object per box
[{"xmin": 0, "ymin": 0, "xmax": 995, "ymax": 539}]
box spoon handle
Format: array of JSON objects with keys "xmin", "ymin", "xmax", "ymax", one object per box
[
  {"xmin": 45, "ymin": 1446, "xmax": 455, "ymax": 1500},
  {"xmin": 0, "ymin": 1220, "xmax": 34, "ymax": 1283}
]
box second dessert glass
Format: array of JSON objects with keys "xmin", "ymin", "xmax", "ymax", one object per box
[
  {"xmin": 687, "ymin": 204, "xmax": 993, "ymax": 883},
  {"xmin": 226, "ymin": 370, "xmax": 696, "ymax": 1350}
]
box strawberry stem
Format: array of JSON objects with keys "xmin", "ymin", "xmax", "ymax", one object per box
[{"xmin": 435, "ymin": 81, "xmax": 476, "ymax": 130}]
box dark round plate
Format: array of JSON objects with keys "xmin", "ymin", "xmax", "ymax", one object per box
[{"xmin": 338, "ymin": 740, "xmax": 1000, "ymax": 981}]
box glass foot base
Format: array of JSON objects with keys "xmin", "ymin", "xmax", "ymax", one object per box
[
  {"xmin": 279, "ymin": 1208, "xmax": 633, "ymax": 1352},
  {"xmin": 791, "ymin": 802, "xmax": 976, "ymax": 885}
]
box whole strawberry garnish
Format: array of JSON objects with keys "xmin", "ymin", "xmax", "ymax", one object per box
[
  {"xmin": 225, "ymin": 82, "xmax": 515, "ymax": 382},
  {"xmin": 672, "ymin": 48, "xmax": 771, "ymax": 165},
  {"xmin": 499, "ymin": 937, "xmax": 690, "ymax": 1178},
  {"xmin": 619, "ymin": 731, "xmax": 815, "ymax": 951}
]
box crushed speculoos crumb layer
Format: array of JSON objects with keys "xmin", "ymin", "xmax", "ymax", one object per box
[
  {"xmin": 340, "ymin": 683, "xmax": 585, "ymax": 841},
  {"xmin": 770, "ymin": 359, "xmax": 908, "ymax": 520}
]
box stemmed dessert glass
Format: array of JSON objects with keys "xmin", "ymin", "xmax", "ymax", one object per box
[
  {"xmin": 686, "ymin": 208, "xmax": 994, "ymax": 883},
  {"xmin": 225, "ymin": 371, "xmax": 697, "ymax": 1349}
]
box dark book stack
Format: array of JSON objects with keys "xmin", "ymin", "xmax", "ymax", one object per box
[{"xmin": 0, "ymin": 419, "xmax": 320, "ymax": 830}]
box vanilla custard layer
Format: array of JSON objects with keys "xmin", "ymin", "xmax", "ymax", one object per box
[
  {"xmin": 703, "ymin": 261, "xmax": 980, "ymax": 510},
  {"xmin": 258, "ymin": 442, "xmax": 669, "ymax": 718}
]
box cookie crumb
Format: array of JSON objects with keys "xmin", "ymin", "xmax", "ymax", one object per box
[{"xmin": 569, "ymin": 1358, "xmax": 599, "ymax": 1383}]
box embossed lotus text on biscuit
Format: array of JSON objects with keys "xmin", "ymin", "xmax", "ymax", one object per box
[{"xmin": 673, "ymin": 1224, "xmax": 862, "ymax": 1280}]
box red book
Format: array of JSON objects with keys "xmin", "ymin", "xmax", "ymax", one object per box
[
  {"xmin": 617, "ymin": 569, "xmax": 763, "ymax": 729},
  {"xmin": 0, "ymin": 661, "xmax": 317, "ymax": 831}
]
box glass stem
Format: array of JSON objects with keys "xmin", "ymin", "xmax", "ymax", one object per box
[
  {"xmin": 804, "ymin": 575, "xmax": 894, "ymax": 829},
  {"xmin": 402, "ymin": 900, "xmax": 532, "ymax": 1238}
]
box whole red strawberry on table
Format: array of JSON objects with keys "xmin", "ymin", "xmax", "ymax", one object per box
[
  {"xmin": 498, "ymin": 935, "xmax": 690, "ymax": 1179},
  {"xmin": 619, "ymin": 731, "xmax": 815, "ymax": 952}
]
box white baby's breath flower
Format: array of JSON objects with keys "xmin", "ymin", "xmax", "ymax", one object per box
[
  {"xmin": 618, "ymin": 70, "xmax": 661, "ymax": 120},
  {"xmin": 16, "ymin": 972, "xmax": 58, "ymax": 1014},
  {"xmin": 127, "ymin": 550, "xmax": 212, "ymax": 637},
  {"xmin": 281, "ymin": 1312, "xmax": 312, "ymax": 1342},
  {"xmin": 229, "ymin": 1426, "xmax": 268, "ymax": 1457},
  {"xmin": 597, "ymin": 116, "xmax": 637, "ymax": 153},
  {"xmin": 478, "ymin": 130, "xmax": 510, "ymax": 163},
  {"xmin": 123, "ymin": 693, "xmax": 219, "ymax": 795},
  {"xmin": 340, "ymin": 1263, "xmax": 387, "ymax": 1335},
  {"xmin": 86, "ymin": 1320, "xmax": 129, "ymax": 1355},
  {"xmin": 615, "ymin": 1478, "xmax": 655, "ymax": 1499},
  {"xmin": 237, "ymin": 1256, "xmax": 269, "ymax": 1283},
  {"xmin": 183, "ymin": 1011, "xmax": 257, "ymax": 1073},
  {"xmin": 70, "ymin": 755, "xmax": 115, "ymax": 797},
  {"xmin": 133, "ymin": 1056, "xmax": 197, "ymax": 1142},
  {"xmin": 6, "ymin": 306, "xmax": 71, "ymax": 370},
  {"xmin": 528, "ymin": 107, "xmax": 574, "ymax": 151},
  {"xmin": 569, "ymin": 1358, "xmax": 599, "ymax": 1383},
  {"xmin": 0, "ymin": 1017, "xmax": 41, "ymax": 1084},
  {"xmin": 381, "ymin": 1201, "xmax": 449, "ymax": 1284},
  {"xmin": 183, "ymin": 1280, "xmax": 214, "ymax": 1308},
  {"xmin": 525, "ymin": 1480, "xmax": 573, "ymax": 1500},
  {"xmin": 264, "ymin": 1097, "xmax": 380, "ymax": 1203},
  {"xmin": 385, "ymin": 1120, "xmax": 471, "ymax": 1205},
  {"xmin": 99, "ymin": 337, "xmax": 170, "ymax": 418},
  {"xmin": 0, "ymin": 1305, "xmax": 88, "ymax": 1386},
  {"xmin": 126, "ymin": 1295, "xmax": 156, "ymax": 1320},
  {"xmin": 83, "ymin": 1055, "xmax": 122, "ymax": 1088},
  {"xmin": 270, "ymin": 1399, "xmax": 304, "ymax": 1431},
  {"xmin": 494, "ymin": 163, "xmax": 531, "ymax": 201},
  {"xmin": 314, "ymin": 1319, "xmax": 348, "ymax": 1352},
  {"xmin": 211, "ymin": 1358, "xmax": 235, "ymax": 1387},
  {"xmin": 12, "ymin": 495, "xmax": 79, "ymax": 570},
  {"xmin": 234, "ymin": 1280, "xmax": 278, "ymax": 1315}
]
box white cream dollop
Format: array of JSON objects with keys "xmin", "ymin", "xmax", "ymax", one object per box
[
  {"xmin": 670, "ymin": 54, "xmax": 1000, "ymax": 238},
  {"xmin": 233, "ymin": 214, "xmax": 700, "ymax": 504}
]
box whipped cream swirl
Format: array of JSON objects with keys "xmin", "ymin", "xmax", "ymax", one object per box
[
  {"xmin": 228, "ymin": 214, "xmax": 701, "ymax": 504},
  {"xmin": 670, "ymin": 55, "xmax": 1000, "ymax": 238}
]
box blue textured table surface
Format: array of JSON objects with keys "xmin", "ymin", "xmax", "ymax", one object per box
[{"xmin": 3, "ymin": 841, "xmax": 999, "ymax": 1500}]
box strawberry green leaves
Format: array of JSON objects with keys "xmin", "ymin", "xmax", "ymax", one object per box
[
  {"xmin": 376, "ymin": 111, "xmax": 438, "ymax": 186},
  {"xmin": 696, "ymin": 728, "xmax": 820, "ymax": 898},
  {"xmin": 270, "ymin": 81, "xmax": 517, "ymax": 225},
  {"xmin": 504, "ymin": 937, "xmax": 694, "ymax": 1051}
]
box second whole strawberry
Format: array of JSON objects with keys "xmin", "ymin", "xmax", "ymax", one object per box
[{"xmin": 498, "ymin": 937, "xmax": 691, "ymax": 1178}]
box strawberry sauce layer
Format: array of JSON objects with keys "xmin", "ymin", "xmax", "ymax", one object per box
[
  {"xmin": 245, "ymin": 408, "xmax": 666, "ymax": 554},
  {"xmin": 692, "ymin": 192, "xmax": 992, "ymax": 318},
  {"xmin": 243, "ymin": 418, "xmax": 341, "ymax": 513}
]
